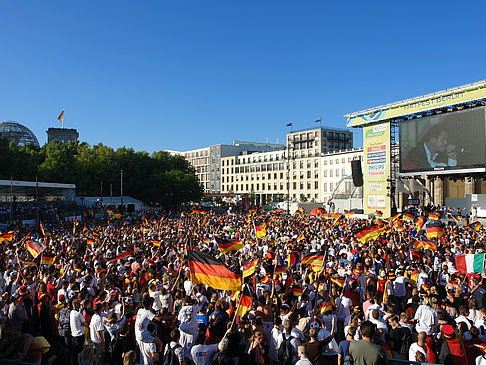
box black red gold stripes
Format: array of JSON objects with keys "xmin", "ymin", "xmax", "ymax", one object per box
[
  {"xmin": 215, "ymin": 237, "xmax": 244, "ymax": 253},
  {"xmin": 187, "ymin": 250, "xmax": 241, "ymax": 291},
  {"xmin": 301, "ymin": 251, "xmax": 325, "ymax": 266}
]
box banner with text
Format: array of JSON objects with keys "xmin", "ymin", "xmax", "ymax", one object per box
[
  {"xmin": 364, "ymin": 122, "xmax": 391, "ymax": 217},
  {"xmin": 347, "ymin": 83, "xmax": 486, "ymax": 127}
]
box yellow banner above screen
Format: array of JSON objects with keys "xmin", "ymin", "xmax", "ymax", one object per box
[{"xmin": 346, "ymin": 82, "xmax": 486, "ymax": 127}]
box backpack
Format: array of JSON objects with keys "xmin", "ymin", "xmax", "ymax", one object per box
[
  {"xmin": 163, "ymin": 343, "xmax": 182, "ymax": 365},
  {"xmin": 108, "ymin": 334, "xmax": 119, "ymax": 354},
  {"xmin": 57, "ymin": 307, "xmax": 72, "ymax": 337},
  {"xmin": 210, "ymin": 352, "xmax": 224, "ymax": 365},
  {"xmin": 278, "ymin": 334, "xmax": 294, "ymax": 365},
  {"xmin": 400, "ymin": 328, "xmax": 412, "ymax": 354}
]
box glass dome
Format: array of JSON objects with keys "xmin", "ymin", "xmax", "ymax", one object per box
[{"xmin": 0, "ymin": 121, "xmax": 40, "ymax": 147}]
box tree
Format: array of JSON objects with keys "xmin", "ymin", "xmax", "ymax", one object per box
[{"xmin": 0, "ymin": 137, "xmax": 203, "ymax": 209}]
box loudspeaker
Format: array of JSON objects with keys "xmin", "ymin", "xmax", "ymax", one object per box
[{"xmin": 351, "ymin": 160, "xmax": 363, "ymax": 187}]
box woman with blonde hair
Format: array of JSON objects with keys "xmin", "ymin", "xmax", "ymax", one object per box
[
  {"xmin": 122, "ymin": 350, "xmax": 136, "ymax": 365},
  {"xmin": 248, "ymin": 330, "xmax": 265, "ymax": 364}
]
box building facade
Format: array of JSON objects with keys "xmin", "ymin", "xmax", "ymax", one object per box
[
  {"xmin": 183, "ymin": 141, "xmax": 284, "ymax": 193},
  {"xmin": 321, "ymin": 148, "xmax": 363, "ymax": 202},
  {"xmin": 46, "ymin": 127, "xmax": 79, "ymax": 143},
  {"xmin": 221, "ymin": 149, "xmax": 287, "ymax": 204}
]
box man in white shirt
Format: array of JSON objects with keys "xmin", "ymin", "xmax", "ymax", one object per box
[
  {"xmin": 70, "ymin": 299, "xmax": 87, "ymax": 365},
  {"xmin": 394, "ymin": 271, "xmax": 408, "ymax": 303},
  {"xmin": 136, "ymin": 297, "xmax": 163, "ymax": 351},
  {"xmin": 178, "ymin": 297, "xmax": 199, "ymax": 360},
  {"xmin": 295, "ymin": 344, "xmax": 313, "ymax": 365},
  {"xmin": 89, "ymin": 303, "xmax": 106, "ymax": 365},
  {"xmin": 148, "ymin": 280, "xmax": 163, "ymax": 312},
  {"xmin": 409, "ymin": 331, "xmax": 428, "ymax": 362},
  {"xmin": 191, "ymin": 332, "xmax": 219, "ymax": 365},
  {"xmin": 413, "ymin": 298, "xmax": 438, "ymax": 335},
  {"xmin": 139, "ymin": 323, "xmax": 157, "ymax": 365}
]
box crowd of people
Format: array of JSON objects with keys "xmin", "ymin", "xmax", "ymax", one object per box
[{"xmin": 0, "ymin": 205, "xmax": 485, "ymax": 365}]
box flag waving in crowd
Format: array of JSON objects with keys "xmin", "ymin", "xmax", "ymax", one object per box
[{"xmin": 0, "ymin": 204, "xmax": 484, "ymax": 365}]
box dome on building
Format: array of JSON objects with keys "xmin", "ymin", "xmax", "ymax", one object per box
[{"xmin": 0, "ymin": 121, "xmax": 40, "ymax": 147}]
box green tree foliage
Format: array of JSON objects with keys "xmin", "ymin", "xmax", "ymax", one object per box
[{"xmin": 0, "ymin": 138, "xmax": 203, "ymax": 209}]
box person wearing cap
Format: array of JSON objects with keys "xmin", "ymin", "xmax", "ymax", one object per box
[
  {"xmin": 148, "ymin": 280, "xmax": 163, "ymax": 313},
  {"xmin": 7, "ymin": 289, "xmax": 28, "ymax": 332},
  {"xmin": 438, "ymin": 324, "xmax": 468, "ymax": 365}
]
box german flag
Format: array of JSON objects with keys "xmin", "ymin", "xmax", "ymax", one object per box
[
  {"xmin": 39, "ymin": 222, "xmax": 45, "ymax": 236},
  {"xmin": 330, "ymin": 276, "xmax": 346, "ymax": 287},
  {"xmin": 18, "ymin": 257, "xmax": 35, "ymax": 266},
  {"xmin": 452, "ymin": 215, "xmax": 462, "ymax": 222},
  {"xmin": 426, "ymin": 222, "xmax": 445, "ymax": 239},
  {"xmin": 255, "ymin": 221, "xmax": 267, "ymax": 238},
  {"xmin": 451, "ymin": 230, "xmax": 459, "ymax": 237},
  {"xmin": 287, "ymin": 253, "xmax": 296, "ymax": 269},
  {"xmin": 333, "ymin": 214, "xmax": 344, "ymax": 226},
  {"xmin": 422, "ymin": 240, "xmax": 438, "ymax": 251},
  {"xmin": 230, "ymin": 291, "xmax": 240, "ymax": 301},
  {"xmin": 297, "ymin": 234, "xmax": 305, "ymax": 241},
  {"xmin": 301, "ymin": 251, "xmax": 325, "ymax": 266},
  {"xmin": 344, "ymin": 211, "xmax": 355, "ymax": 218},
  {"xmin": 319, "ymin": 300, "xmax": 333, "ymax": 314},
  {"xmin": 354, "ymin": 224, "xmax": 384, "ymax": 244},
  {"xmin": 242, "ymin": 259, "xmax": 258, "ymax": 278},
  {"xmin": 375, "ymin": 210, "xmax": 383, "ymax": 218},
  {"xmin": 151, "ymin": 240, "xmax": 161, "ymax": 247},
  {"xmin": 87, "ymin": 238, "xmax": 96, "ymax": 245},
  {"xmin": 41, "ymin": 254, "xmax": 56, "ymax": 265},
  {"xmin": 468, "ymin": 222, "xmax": 482, "ymax": 232},
  {"xmin": 107, "ymin": 252, "xmax": 131, "ymax": 263},
  {"xmin": 0, "ymin": 233, "xmax": 13, "ymax": 242},
  {"xmin": 274, "ymin": 265, "xmax": 286, "ymax": 277},
  {"xmin": 465, "ymin": 215, "xmax": 470, "ymax": 226},
  {"xmin": 143, "ymin": 216, "xmax": 148, "ymax": 226},
  {"xmin": 406, "ymin": 269, "xmax": 419, "ymax": 285},
  {"xmin": 215, "ymin": 237, "xmax": 244, "ymax": 253},
  {"xmin": 57, "ymin": 110, "xmax": 64, "ymax": 121},
  {"xmin": 429, "ymin": 213, "xmax": 440, "ymax": 221},
  {"xmin": 235, "ymin": 289, "xmax": 252, "ymax": 317},
  {"xmin": 402, "ymin": 213, "xmax": 414, "ymax": 222},
  {"xmin": 26, "ymin": 241, "xmax": 45, "ymax": 258},
  {"xmin": 412, "ymin": 240, "xmax": 423, "ymax": 251},
  {"xmin": 293, "ymin": 286, "xmax": 304, "ymax": 296},
  {"xmin": 187, "ymin": 250, "xmax": 241, "ymax": 291},
  {"xmin": 416, "ymin": 216, "xmax": 425, "ymax": 232}
]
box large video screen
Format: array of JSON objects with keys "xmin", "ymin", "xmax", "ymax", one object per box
[{"xmin": 400, "ymin": 106, "xmax": 486, "ymax": 174}]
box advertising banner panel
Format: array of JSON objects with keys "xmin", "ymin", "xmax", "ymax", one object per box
[
  {"xmin": 347, "ymin": 83, "xmax": 486, "ymax": 127},
  {"xmin": 364, "ymin": 122, "xmax": 391, "ymax": 217},
  {"xmin": 400, "ymin": 106, "xmax": 486, "ymax": 174}
]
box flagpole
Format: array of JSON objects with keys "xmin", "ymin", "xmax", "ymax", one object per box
[{"xmin": 35, "ymin": 176, "xmax": 39, "ymax": 226}]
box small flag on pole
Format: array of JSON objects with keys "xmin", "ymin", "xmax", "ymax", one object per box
[
  {"xmin": 314, "ymin": 117, "xmax": 322, "ymax": 123},
  {"xmin": 57, "ymin": 110, "xmax": 64, "ymax": 122},
  {"xmin": 286, "ymin": 123, "xmax": 292, "ymax": 127}
]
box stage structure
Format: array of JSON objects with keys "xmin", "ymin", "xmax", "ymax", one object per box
[{"xmin": 345, "ymin": 80, "xmax": 486, "ymax": 217}]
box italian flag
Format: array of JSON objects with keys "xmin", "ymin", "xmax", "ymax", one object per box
[{"xmin": 455, "ymin": 254, "xmax": 485, "ymax": 274}]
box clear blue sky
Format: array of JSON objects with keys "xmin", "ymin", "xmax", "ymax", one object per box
[{"xmin": 1, "ymin": 1, "xmax": 485, "ymax": 152}]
